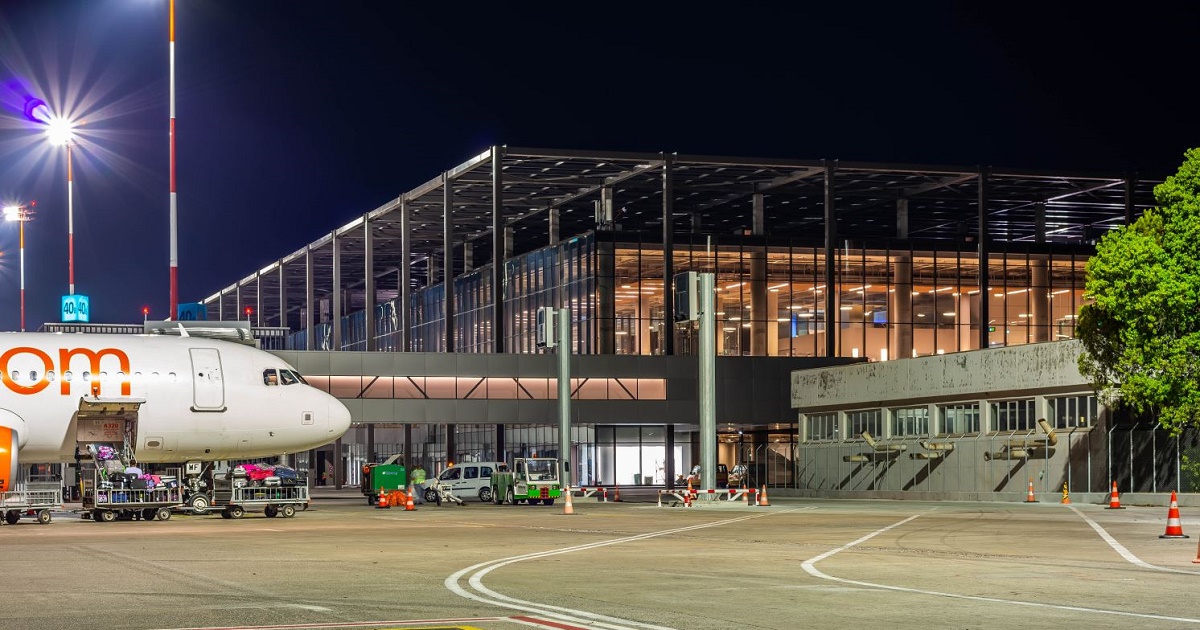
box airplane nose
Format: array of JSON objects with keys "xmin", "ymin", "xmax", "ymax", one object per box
[{"xmin": 329, "ymin": 398, "xmax": 352, "ymax": 437}]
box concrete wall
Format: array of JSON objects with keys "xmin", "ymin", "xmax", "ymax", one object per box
[
  {"xmin": 791, "ymin": 340, "xmax": 1109, "ymax": 501},
  {"xmin": 792, "ymin": 339, "xmax": 1087, "ymax": 411}
]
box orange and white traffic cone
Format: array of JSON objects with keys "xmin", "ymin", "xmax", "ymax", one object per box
[
  {"xmin": 758, "ymin": 485, "xmax": 771, "ymax": 507},
  {"xmin": 612, "ymin": 482, "xmax": 623, "ymax": 502},
  {"xmin": 1105, "ymin": 481, "xmax": 1125, "ymax": 510},
  {"xmin": 563, "ymin": 486, "xmax": 575, "ymax": 515},
  {"xmin": 1161, "ymin": 491, "xmax": 1189, "ymax": 539},
  {"xmin": 1024, "ymin": 479, "xmax": 1037, "ymax": 503},
  {"xmin": 376, "ymin": 488, "xmax": 389, "ymax": 509},
  {"xmin": 404, "ymin": 485, "xmax": 416, "ymax": 511}
]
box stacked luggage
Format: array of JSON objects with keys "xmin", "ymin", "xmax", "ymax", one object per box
[{"xmin": 229, "ymin": 463, "xmax": 303, "ymax": 487}]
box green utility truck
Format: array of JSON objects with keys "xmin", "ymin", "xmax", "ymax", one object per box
[
  {"xmin": 360, "ymin": 454, "xmax": 407, "ymax": 505},
  {"xmin": 490, "ymin": 457, "xmax": 562, "ymax": 505}
]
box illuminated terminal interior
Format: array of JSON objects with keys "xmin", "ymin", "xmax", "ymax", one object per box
[{"xmin": 198, "ymin": 147, "xmax": 1157, "ymax": 489}]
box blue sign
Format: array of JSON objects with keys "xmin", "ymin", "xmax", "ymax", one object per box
[
  {"xmin": 61, "ymin": 294, "xmax": 90, "ymax": 323},
  {"xmin": 177, "ymin": 302, "xmax": 208, "ymax": 321}
]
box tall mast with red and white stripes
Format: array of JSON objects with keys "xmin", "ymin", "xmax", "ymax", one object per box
[{"xmin": 168, "ymin": 0, "xmax": 179, "ymax": 319}]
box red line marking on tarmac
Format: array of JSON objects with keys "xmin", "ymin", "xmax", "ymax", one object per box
[
  {"xmin": 509, "ymin": 616, "xmax": 592, "ymax": 630},
  {"xmin": 160, "ymin": 617, "xmax": 503, "ymax": 630}
]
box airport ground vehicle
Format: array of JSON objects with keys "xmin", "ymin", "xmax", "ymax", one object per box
[
  {"xmin": 425, "ymin": 461, "xmax": 506, "ymax": 503},
  {"xmin": 490, "ymin": 457, "xmax": 561, "ymax": 505},
  {"xmin": 360, "ymin": 455, "xmax": 407, "ymax": 505},
  {"xmin": 81, "ymin": 464, "xmax": 183, "ymax": 523},
  {"xmin": 0, "ymin": 477, "xmax": 61, "ymax": 526},
  {"xmin": 685, "ymin": 463, "xmax": 729, "ymax": 488},
  {"xmin": 179, "ymin": 461, "xmax": 308, "ymax": 518}
]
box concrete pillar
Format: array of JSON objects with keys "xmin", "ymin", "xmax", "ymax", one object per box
[
  {"xmin": 364, "ymin": 213, "xmax": 376, "ymax": 351},
  {"xmin": 889, "ymin": 253, "xmax": 913, "ymax": 360},
  {"xmin": 331, "ymin": 230, "xmax": 342, "ymax": 351},
  {"xmin": 549, "ymin": 207, "xmax": 560, "ymax": 245},
  {"xmin": 750, "ymin": 193, "xmax": 768, "ymax": 356},
  {"xmin": 1031, "ymin": 258, "xmax": 1050, "ymax": 343}
]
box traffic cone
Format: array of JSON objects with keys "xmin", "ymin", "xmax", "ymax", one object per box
[
  {"xmin": 1161, "ymin": 491, "xmax": 1189, "ymax": 538},
  {"xmin": 563, "ymin": 486, "xmax": 575, "ymax": 515},
  {"xmin": 686, "ymin": 478, "xmax": 693, "ymax": 497},
  {"xmin": 1024, "ymin": 479, "xmax": 1037, "ymax": 503},
  {"xmin": 376, "ymin": 488, "xmax": 389, "ymax": 509},
  {"xmin": 612, "ymin": 482, "xmax": 623, "ymax": 502},
  {"xmin": 1061, "ymin": 482, "xmax": 1070, "ymax": 505},
  {"xmin": 758, "ymin": 485, "xmax": 771, "ymax": 507},
  {"xmin": 404, "ymin": 485, "xmax": 416, "ymax": 511},
  {"xmin": 1105, "ymin": 481, "xmax": 1125, "ymax": 509}
]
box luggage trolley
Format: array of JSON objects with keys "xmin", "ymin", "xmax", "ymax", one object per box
[
  {"xmin": 223, "ymin": 483, "xmax": 309, "ymax": 519},
  {"xmin": 82, "ymin": 466, "xmax": 184, "ymax": 523},
  {"xmin": 1, "ymin": 477, "xmax": 63, "ymax": 526}
]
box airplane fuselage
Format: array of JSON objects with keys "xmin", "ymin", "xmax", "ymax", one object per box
[{"xmin": 0, "ymin": 332, "xmax": 351, "ymax": 464}]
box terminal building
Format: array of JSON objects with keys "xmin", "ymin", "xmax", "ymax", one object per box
[{"xmin": 198, "ymin": 146, "xmax": 1160, "ymax": 494}]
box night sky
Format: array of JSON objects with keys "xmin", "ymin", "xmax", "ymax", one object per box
[{"xmin": 0, "ymin": 1, "xmax": 1195, "ymax": 331}]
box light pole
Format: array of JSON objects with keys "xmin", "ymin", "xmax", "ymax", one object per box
[
  {"xmin": 3, "ymin": 204, "xmax": 33, "ymax": 332},
  {"xmin": 23, "ymin": 98, "xmax": 77, "ymax": 297},
  {"xmin": 169, "ymin": 0, "xmax": 179, "ymax": 318}
]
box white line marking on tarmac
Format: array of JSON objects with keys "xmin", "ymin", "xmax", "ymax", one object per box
[
  {"xmin": 447, "ymin": 510, "xmax": 800, "ymax": 630},
  {"xmin": 800, "ymin": 512, "xmax": 1200, "ymax": 624},
  {"xmin": 1068, "ymin": 505, "xmax": 1200, "ymax": 576}
]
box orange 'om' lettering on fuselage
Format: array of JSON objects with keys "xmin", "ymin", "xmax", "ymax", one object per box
[{"xmin": 0, "ymin": 346, "xmax": 131, "ymax": 396}]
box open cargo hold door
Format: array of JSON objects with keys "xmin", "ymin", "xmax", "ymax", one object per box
[
  {"xmin": 75, "ymin": 398, "xmax": 145, "ymax": 460},
  {"xmin": 189, "ymin": 348, "xmax": 226, "ymax": 412}
]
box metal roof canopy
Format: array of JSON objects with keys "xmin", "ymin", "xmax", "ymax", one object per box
[{"xmin": 203, "ymin": 146, "xmax": 1159, "ymax": 325}]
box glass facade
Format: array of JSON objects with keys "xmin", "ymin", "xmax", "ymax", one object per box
[{"xmin": 285, "ymin": 233, "xmax": 1091, "ymax": 361}]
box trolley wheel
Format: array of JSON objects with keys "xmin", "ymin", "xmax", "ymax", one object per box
[
  {"xmin": 188, "ymin": 494, "xmax": 210, "ymax": 515},
  {"xmin": 141, "ymin": 508, "xmax": 157, "ymax": 521},
  {"xmin": 4, "ymin": 510, "xmax": 19, "ymax": 525},
  {"xmin": 543, "ymin": 499, "xmax": 555, "ymax": 506},
  {"xmin": 281, "ymin": 504, "xmax": 296, "ymax": 518},
  {"xmin": 479, "ymin": 486, "xmax": 493, "ymax": 503},
  {"xmin": 98, "ymin": 509, "xmax": 117, "ymax": 523},
  {"xmin": 229, "ymin": 505, "xmax": 245, "ymax": 519},
  {"xmin": 264, "ymin": 505, "xmax": 279, "ymax": 518},
  {"xmin": 156, "ymin": 507, "xmax": 172, "ymax": 522},
  {"xmin": 37, "ymin": 509, "xmax": 51, "ymax": 524},
  {"xmin": 220, "ymin": 508, "xmax": 232, "ymax": 519},
  {"xmin": 492, "ymin": 487, "xmax": 502, "ymax": 505},
  {"xmin": 506, "ymin": 488, "xmax": 515, "ymax": 506}
]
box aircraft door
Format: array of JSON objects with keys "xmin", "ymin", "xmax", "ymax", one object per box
[{"xmin": 189, "ymin": 348, "xmax": 226, "ymax": 411}]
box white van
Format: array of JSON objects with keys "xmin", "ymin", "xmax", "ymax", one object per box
[{"xmin": 426, "ymin": 462, "xmax": 507, "ymax": 502}]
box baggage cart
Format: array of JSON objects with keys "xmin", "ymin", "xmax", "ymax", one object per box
[
  {"xmin": 81, "ymin": 466, "xmax": 183, "ymax": 523},
  {"xmin": 0, "ymin": 478, "xmax": 62, "ymax": 526}
]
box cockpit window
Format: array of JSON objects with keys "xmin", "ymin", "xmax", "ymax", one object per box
[
  {"xmin": 263, "ymin": 369, "xmax": 279, "ymax": 386},
  {"xmin": 280, "ymin": 370, "xmax": 299, "ymax": 386}
]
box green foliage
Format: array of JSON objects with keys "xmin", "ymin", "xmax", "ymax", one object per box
[{"xmin": 1079, "ymin": 148, "xmax": 1200, "ymax": 435}]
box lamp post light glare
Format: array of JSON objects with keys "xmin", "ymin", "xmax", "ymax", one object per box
[
  {"xmin": 25, "ymin": 96, "xmax": 78, "ymax": 296},
  {"xmin": 4, "ymin": 204, "xmax": 33, "ymax": 332}
]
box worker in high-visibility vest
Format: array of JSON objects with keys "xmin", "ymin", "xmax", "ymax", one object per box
[{"xmin": 411, "ymin": 464, "xmax": 427, "ymax": 505}]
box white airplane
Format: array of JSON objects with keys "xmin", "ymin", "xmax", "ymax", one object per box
[{"xmin": 0, "ymin": 332, "xmax": 352, "ymax": 492}]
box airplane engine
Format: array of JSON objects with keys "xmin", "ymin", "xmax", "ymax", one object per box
[{"xmin": 0, "ymin": 410, "xmax": 29, "ymax": 492}]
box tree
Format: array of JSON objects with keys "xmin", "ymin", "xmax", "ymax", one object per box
[{"xmin": 1079, "ymin": 148, "xmax": 1200, "ymax": 434}]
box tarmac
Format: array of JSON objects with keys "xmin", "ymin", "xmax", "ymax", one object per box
[{"xmin": 4, "ymin": 488, "xmax": 1200, "ymax": 629}]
